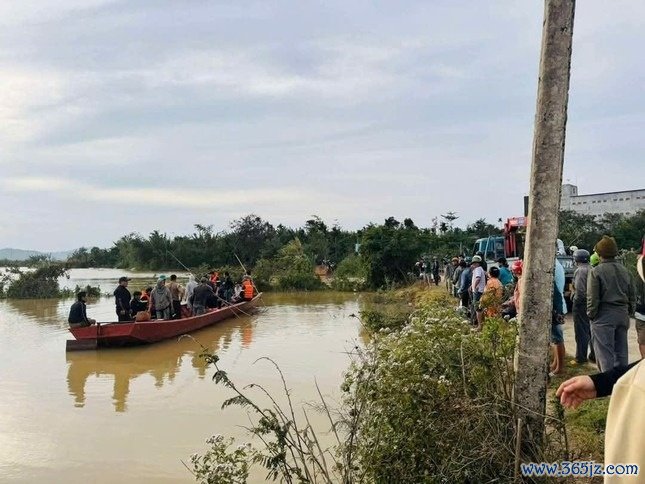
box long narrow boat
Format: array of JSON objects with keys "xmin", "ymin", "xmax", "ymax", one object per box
[{"xmin": 67, "ymin": 294, "xmax": 261, "ymax": 349}]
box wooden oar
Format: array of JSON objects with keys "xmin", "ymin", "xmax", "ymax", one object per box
[{"xmin": 65, "ymin": 323, "xmax": 100, "ymax": 351}]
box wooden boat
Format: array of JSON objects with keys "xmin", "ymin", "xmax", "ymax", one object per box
[{"xmin": 67, "ymin": 294, "xmax": 261, "ymax": 350}]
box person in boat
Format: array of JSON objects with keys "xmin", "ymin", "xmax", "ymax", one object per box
[
  {"xmin": 68, "ymin": 291, "xmax": 96, "ymax": 328},
  {"xmin": 130, "ymin": 291, "xmax": 149, "ymax": 319},
  {"xmin": 184, "ymin": 274, "xmax": 198, "ymax": 313},
  {"xmin": 113, "ymin": 276, "xmax": 132, "ymax": 322},
  {"xmin": 215, "ymin": 279, "xmax": 227, "ymax": 308},
  {"xmin": 150, "ymin": 275, "xmax": 173, "ymax": 320},
  {"xmin": 241, "ymin": 277, "xmax": 255, "ymax": 301},
  {"xmin": 191, "ymin": 277, "xmax": 215, "ymax": 316},
  {"xmin": 140, "ymin": 286, "xmax": 154, "ymax": 319},
  {"xmin": 167, "ymin": 274, "xmax": 185, "ymax": 319},
  {"xmin": 140, "ymin": 286, "xmax": 152, "ymax": 303},
  {"xmin": 222, "ymin": 271, "xmax": 234, "ymax": 302},
  {"xmin": 209, "ymin": 270, "xmax": 220, "ymax": 284}
]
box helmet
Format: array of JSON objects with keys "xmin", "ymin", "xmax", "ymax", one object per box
[
  {"xmin": 511, "ymin": 260, "xmax": 523, "ymax": 276},
  {"xmin": 569, "ymin": 245, "xmax": 579, "ymax": 253},
  {"xmin": 590, "ymin": 252, "xmax": 600, "ymax": 267},
  {"xmin": 573, "ymin": 249, "xmax": 590, "ymax": 263}
]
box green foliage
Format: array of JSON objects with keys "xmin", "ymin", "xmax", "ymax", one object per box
[
  {"xmin": 558, "ymin": 209, "xmax": 645, "ymax": 251},
  {"xmin": 5, "ymin": 263, "xmax": 68, "ymax": 299},
  {"xmin": 345, "ymin": 303, "xmax": 519, "ymax": 483},
  {"xmin": 330, "ymin": 254, "xmax": 367, "ymax": 291},
  {"xmin": 359, "ymin": 219, "xmax": 430, "ymax": 288},
  {"xmin": 190, "ymin": 434, "xmax": 251, "ymax": 484},
  {"xmin": 254, "ymin": 239, "xmax": 324, "ymax": 291},
  {"xmin": 60, "ymin": 284, "xmax": 102, "ymax": 299}
]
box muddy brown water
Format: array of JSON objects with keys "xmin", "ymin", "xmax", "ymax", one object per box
[{"xmin": 0, "ymin": 269, "xmax": 364, "ymax": 483}]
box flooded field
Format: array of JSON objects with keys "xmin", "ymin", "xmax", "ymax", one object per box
[{"xmin": 0, "ymin": 269, "xmax": 364, "ymax": 483}]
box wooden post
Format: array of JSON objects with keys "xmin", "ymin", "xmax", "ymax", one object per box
[{"xmin": 513, "ymin": 0, "xmax": 575, "ymax": 456}]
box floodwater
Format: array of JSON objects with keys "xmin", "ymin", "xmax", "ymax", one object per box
[{"xmin": 0, "ymin": 269, "xmax": 364, "ymax": 483}]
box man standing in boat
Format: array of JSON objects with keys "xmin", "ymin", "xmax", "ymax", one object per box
[
  {"xmin": 167, "ymin": 274, "xmax": 185, "ymax": 319},
  {"xmin": 114, "ymin": 276, "xmax": 132, "ymax": 322}
]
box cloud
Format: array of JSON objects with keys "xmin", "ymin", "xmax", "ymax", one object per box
[
  {"xmin": 0, "ymin": 1, "xmax": 643, "ymax": 251},
  {"xmin": 2, "ymin": 176, "xmax": 307, "ymax": 208}
]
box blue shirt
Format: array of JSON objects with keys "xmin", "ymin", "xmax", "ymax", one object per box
[
  {"xmin": 459, "ymin": 267, "xmax": 472, "ymax": 294},
  {"xmin": 554, "ymin": 258, "xmax": 567, "ymax": 315},
  {"xmin": 498, "ymin": 266, "xmax": 514, "ymax": 286}
]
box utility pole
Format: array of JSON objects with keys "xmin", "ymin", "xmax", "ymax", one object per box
[{"xmin": 513, "ymin": 0, "xmax": 575, "ymax": 458}]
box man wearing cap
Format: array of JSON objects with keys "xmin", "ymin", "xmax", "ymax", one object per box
[
  {"xmin": 114, "ymin": 276, "xmax": 132, "ymax": 322},
  {"xmin": 588, "ymin": 236, "xmax": 636, "ymax": 372}
]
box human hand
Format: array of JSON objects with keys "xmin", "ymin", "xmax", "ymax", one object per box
[{"xmin": 555, "ymin": 376, "xmax": 597, "ymax": 409}]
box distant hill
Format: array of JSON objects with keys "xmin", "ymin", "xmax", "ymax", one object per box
[{"xmin": 0, "ymin": 248, "xmax": 72, "ymax": 261}]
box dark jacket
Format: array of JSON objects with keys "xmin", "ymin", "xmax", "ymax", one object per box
[
  {"xmin": 192, "ymin": 283, "xmax": 214, "ymax": 307},
  {"xmin": 130, "ymin": 298, "xmax": 148, "ymax": 317},
  {"xmin": 114, "ymin": 285, "xmax": 131, "ymax": 312},
  {"xmin": 68, "ymin": 301, "xmax": 90, "ymax": 325},
  {"xmin": 587, "ymin": 259, "xmax": 635, "ymax": 320},
  {"xmin": 572, "ymin": 263, "xmax": 590, "ymax": 307},
  {"xmin": 590, "ymin": 360, "xmax": 641, "ymax": 397}
]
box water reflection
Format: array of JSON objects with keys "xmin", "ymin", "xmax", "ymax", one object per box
[
  {"xmin": 65, "ymin": 317, "xmax": 255, "ymax": 412},
  {"xmin": 4, "ymin": 298, "xmax": 65, "ymax": 324}
]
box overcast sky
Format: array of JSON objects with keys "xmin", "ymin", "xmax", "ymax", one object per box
[{"xmin": 1, "ymin": 1, "xmax": 643, "ymax": 251}]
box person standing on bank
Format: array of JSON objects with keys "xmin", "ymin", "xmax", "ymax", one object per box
[
  {"xmin": 150, "ymin": 275, "xmax": 173, "ymax": 320},
  {"xmin": 113, "ymin": 276, "xmax": 132, "ymax": 322},
  {"xmin": 571, "ymin": 249, "xmax": 594, "ymax": 365},
  {"xmin": 470, "ymin": 255, "xmax": 486, "ymax": 326},
  {"xmin": 588, "ymin": 236, "xmax": 636, "ymax": 372}
]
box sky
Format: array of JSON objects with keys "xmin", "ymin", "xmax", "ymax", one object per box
[{"xmin": 1, "ymin": 1, "xmax": 644, "ymax": 252}]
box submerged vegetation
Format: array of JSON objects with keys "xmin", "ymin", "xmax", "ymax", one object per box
[{"xmin": 0, "ymin": 262, "xmax": 68, "ymax": 299}]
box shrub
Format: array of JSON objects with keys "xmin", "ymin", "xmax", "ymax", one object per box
[
  {"xmin": 345, "ymin": 304, "xmax": 520, "ymax": 483},
  {"xmin": 330, "ymin": 254, "xmax": 367, "ymax": 291},
  {"xmin": 60, "ymin": 284, "xmax": 102, "ymax": 299},
  {"xmin": 5, "ymin": 263, "xmax": 68, "ymax": 299},
  {"xmin": 254, "ymin": 239, "xmax": 324, "ymax": 291},
  {"xmin": 189, "ymin": 434, "xmax": 250, "ymax": 484}
]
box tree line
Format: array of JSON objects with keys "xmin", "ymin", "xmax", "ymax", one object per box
[{"xmin": 61, "ymin": 210, "xmax": 644, "ymax": 289}]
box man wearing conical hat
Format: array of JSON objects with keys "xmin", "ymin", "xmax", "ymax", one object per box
[{"xmin": 587, "ymin": 236, "xmax": 636, "ymax": 372}]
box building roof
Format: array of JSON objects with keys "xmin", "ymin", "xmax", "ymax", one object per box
[{"xmin": 568, "ymin": 188, "xmax": 645, "ymax": 198}]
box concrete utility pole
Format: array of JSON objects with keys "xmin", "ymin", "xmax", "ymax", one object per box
[{"xmin": 513, "ymin": 0, "xmax": 575, "ymax": 457}]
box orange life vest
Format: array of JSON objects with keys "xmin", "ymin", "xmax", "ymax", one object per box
[
  {"xmin": 243, "ymin": 280, "xmax": 254, "ymax": 299},
  {"xmin": 210, "ymin": 272, "xmax": 219, "ymax": 283}
]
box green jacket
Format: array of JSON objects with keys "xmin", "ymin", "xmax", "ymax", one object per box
[{"xmin": 587, "ymin": 259, "xmax": 635, "ymax": 320}]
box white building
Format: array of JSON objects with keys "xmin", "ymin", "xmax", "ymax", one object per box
[{"xmin": 560, "ymin": 184, "xmax": 645, "ymax": 217}]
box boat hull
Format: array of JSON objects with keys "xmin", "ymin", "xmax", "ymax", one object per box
[{"xmin": 69, "ymin": 295, "xmax": 261, "ymax": 347}]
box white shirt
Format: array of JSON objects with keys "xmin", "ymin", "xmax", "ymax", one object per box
[{"xmin": 471, "ymin": 266, "xmax": 486, "ymax": 293}]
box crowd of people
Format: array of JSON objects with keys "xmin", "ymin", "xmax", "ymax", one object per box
[
  {"xmin": 67, "ymin": 270, "xmax": 257, "ymax": 327},
  {"xmin": 438, "ymin": 234, "xmax": 641, "ymax": 379}
]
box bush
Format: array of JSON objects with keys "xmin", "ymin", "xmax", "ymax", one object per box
[
  {"xmin": 60, "ymin": 284, "xmax": 102, "ymax": 299},
  {"xmin": 345, "ymin": 303, "xmax": 520, "ymax": 483},
  {"xmin": 5, "ymin": 263, "xmax": 68, "ymax": 299},
  {"xmin": 254, "ymin": 239, "xmax": 324, "ymax": 291},
  {"xmin": 330, "ymin": 254, "xmax": 367, "ymax": 291}
]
